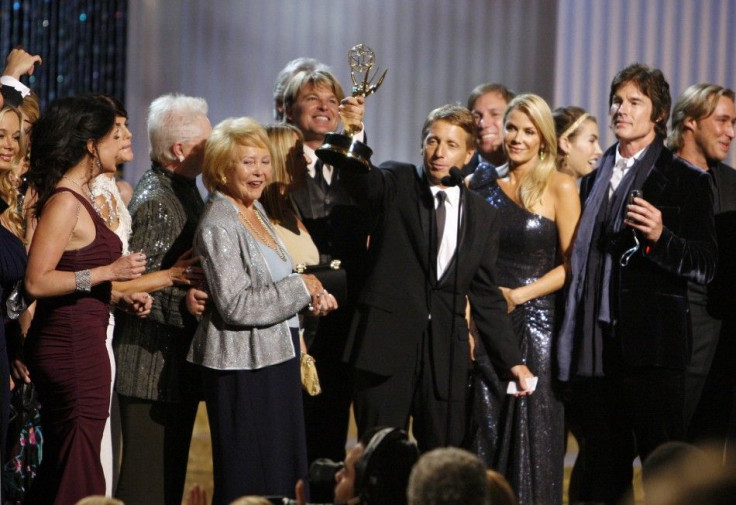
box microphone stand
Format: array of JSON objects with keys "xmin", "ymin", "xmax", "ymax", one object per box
[{"xmin": 442, "ymin": 168, "xmax": 464, "ymax": 446}]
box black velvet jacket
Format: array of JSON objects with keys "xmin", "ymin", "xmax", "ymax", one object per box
[{"xmin": 580, "ymin": 144, "xmax": 718, "ymax": 370}]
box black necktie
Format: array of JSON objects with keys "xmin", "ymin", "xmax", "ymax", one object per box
[
  {"xmin": 436, "ymin": 191, "xmax": 447, "ymax": 248},
  {"xmin": 313, "ymin": 160, "xmax": 328, "ymax": 192}
]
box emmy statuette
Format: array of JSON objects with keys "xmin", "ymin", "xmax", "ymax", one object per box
[{"xmin": 315, "ymin": 43, "xmax": 387, "ymax": 172}]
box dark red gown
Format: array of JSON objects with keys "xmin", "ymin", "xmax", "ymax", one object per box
[{"xmin": 25, "ymin": 189, "xmax": 122, "ymax": 505}]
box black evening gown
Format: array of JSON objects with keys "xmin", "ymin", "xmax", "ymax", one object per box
[
  {"xmin": 0, "ymin": 202, "xmax": 28, "ymax": 458},
  {"xmin": 468, "ymin": 173, "xmax": 564, "ymax": 505}
]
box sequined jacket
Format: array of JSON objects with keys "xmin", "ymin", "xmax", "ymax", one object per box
[
  {"xmin": 114, "ymin": 163, "xmax": 204, "ymax": 401},
  {"xmin": 187, "ymin": 192, "xmax": 310, "ymax": 370}
]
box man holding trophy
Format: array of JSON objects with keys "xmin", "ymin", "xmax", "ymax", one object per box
[
  {"xmin": 282, "ymin": 64, "xmax": 371, "ymax": 464},
  {"xmin": 319, "ymin": 45, "xmax": 533, "ymax": 451}
]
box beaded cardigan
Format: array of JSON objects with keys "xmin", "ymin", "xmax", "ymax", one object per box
[{"xmin": 113, "ymin": 163, "xmax": 204, "ymax": 401}]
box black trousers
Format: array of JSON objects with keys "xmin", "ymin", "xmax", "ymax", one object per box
[
  {"xmin": 688, "ymin": 314, "xmax": 736, "ymax": 446},
  {"xmin": 683, "ymin": 301, "xmax": 722, "ymax": 432},
  {"xmin": 115, "ymin": 395, "xmax": 199, "ymax": 505},
  {"xmin": 569, "ymin": 367, "xmax": 686, "ymax": 505},
  {"xmin": 353, "ymin": 327, "xmax": 468, "ymax": 453},
  {"xmin": 303, "ymin": 310, "xmax": 354, "ymax": 464}
]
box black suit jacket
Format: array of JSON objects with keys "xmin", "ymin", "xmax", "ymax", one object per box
[
  {"xmin": 460, "ymin": 151, "xmax": 482, "ymax": 177},
  {"xmin": 707, "ymin": 163, "xmax": 736, "ymax": 317},
  {"xmin": 580, "ymin": 145, "xmax": 717, "ymax": 369},
  {"xmin": 1, "ymin": 85, "xmax": 23, "ymax": 107},
  {"xmin": 341, "ymin": 161, "xmax": 521, "ymax": 401}
]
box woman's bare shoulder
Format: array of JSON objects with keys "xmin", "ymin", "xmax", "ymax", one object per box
[{"xmin": 549, "ymin": 170, "xmax": 578, "ymax": 196}]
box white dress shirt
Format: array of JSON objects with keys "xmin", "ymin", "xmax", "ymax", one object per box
[
  {"xmin": 610, "ymin": 145, "xmax": 648, "ymax": 197},
  {"xmin": 0, "ymin": 75, "xmax": 31, "ymax": 98},
  {"xmin": 431, "ymin": 184, "xmax": 461, "ymax": 278},
  {"xmin": 305, "ymin": 126, "xmax": 365, "ymax": 185}
]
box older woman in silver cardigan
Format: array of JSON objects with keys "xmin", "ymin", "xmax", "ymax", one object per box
[{"xmin": 188, "ymin": 117, "xmax": 336, "ymax": 504}]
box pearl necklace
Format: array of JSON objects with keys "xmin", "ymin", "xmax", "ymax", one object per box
[{"xmin": 239, "ymin": 208, "xmax": 287, "ymax": 262}]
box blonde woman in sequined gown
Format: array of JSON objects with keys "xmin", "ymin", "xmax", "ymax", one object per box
[{"xmin": 466, "ymin": 94, "xmax": 580, "ymax": 505}]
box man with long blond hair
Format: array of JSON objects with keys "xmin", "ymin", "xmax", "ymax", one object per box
[{"xmin": 667, "ymin": 83, "xmax": 736, "ymax": 448}]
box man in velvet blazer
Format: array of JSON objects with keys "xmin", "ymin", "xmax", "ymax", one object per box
[
  {"xmin": 558, "ymin": 64, "xmax": 717, "ymax": 504},
  {"xmin": 338, "ymin": 104, "xmax": 532, "ymax": 452},
  {"xmin": 666, "ymin": 83, "xmax": 736, "ymax": 447}
]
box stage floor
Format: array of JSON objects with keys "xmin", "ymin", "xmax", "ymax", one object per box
[{"xmin": 182, "ymin": 402, "xmax": 644, "ymax": 504}]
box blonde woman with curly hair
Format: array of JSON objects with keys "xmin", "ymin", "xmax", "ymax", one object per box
[
  {"xmin": 0, "ymin": 106, "xmax": 27, "ymax": 239},
  {"xmin": 466, "ymin": 94, "xmax": 580, "ymax": 505},
  {"xmin": 0, "ymin": 105, "xmax": 27, "ymax": 468}
]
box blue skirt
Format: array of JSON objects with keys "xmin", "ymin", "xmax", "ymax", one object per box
[{"xmin": 202, "ymin": 327, "xmax": 307, "ymax": 504}]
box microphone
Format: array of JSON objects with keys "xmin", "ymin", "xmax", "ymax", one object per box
[{"xmin": 440, "ymin": 166, "xmax": 464, "ymax": 187}]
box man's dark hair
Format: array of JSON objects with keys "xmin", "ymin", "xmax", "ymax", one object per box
[
  {"xmin": 609, "ymin": 63, "xmax": 671, "ymax": 138},
  {"xmin": 28, "ymin": 95, "xmax": 116, "ymax": 217}
]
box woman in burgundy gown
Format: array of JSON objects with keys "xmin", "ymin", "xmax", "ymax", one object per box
[{"xmin": 23, "ymin": 96, "xmax": 151, "ymax": 505}]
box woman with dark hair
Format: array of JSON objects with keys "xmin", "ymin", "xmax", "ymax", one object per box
[
  {"xmin": 23, "ymin": 96, "xmax": 151, "ymax": 504},
  {"xmin": 89, "ymin": 95, "xmax": 202, "ymax": 496}
]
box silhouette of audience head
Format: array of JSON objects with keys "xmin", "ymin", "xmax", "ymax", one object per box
[
  {"xmin": 334, "ymin": 426, "xmax": 419, "ymax": 505},
  {"xmin": 642, "ymin": 441, "xmax": 736, "ymax": 505},
  {"xmin": 407, "ymin": 447, "xmax": 490, "ymax": 505},
  {"xmin": 485, "ymin": 469, "xmax": 517, "ymax": 505}
]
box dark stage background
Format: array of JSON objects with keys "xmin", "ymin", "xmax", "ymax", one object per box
[{"xmin": 1, "ymin": 0, "xmax": 127, "ymax": 107}]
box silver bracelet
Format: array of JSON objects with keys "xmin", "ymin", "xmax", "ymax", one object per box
[{"xmin": 74, "ymin": 269, "xmax": 92, "ymax": 293}]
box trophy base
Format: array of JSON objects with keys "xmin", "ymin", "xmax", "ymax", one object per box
[{"xmin": 316, "ymin": 132, "xmax": 373, "ymax": 173}]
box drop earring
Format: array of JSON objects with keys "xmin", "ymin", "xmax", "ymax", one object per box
[{"xmin": 92, "ymin": 146, "xmax": 103, "ymax": 177}]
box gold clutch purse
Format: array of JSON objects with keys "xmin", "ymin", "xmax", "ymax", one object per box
[{"xmin": 300, "ymin": 353, "xmax": 322, "ymax": 396}]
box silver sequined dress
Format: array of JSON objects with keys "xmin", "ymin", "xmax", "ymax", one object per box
[{"xmin": 468, "ymin": 173, "xmax": 564, "ymax": 505}]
